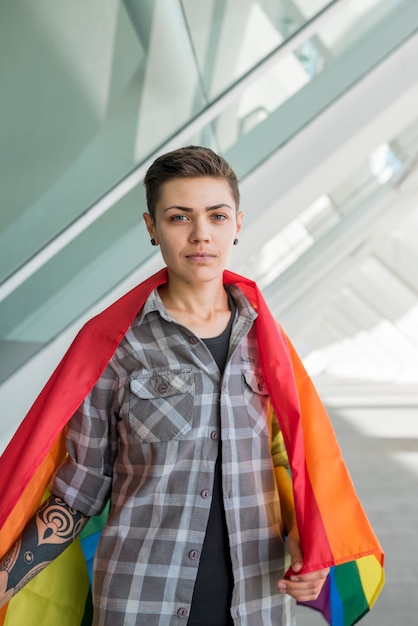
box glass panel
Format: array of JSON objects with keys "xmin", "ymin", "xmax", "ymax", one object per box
[
  {"xmin": 0, "ymin": 0, "xmax": 205, "ymax": 282},
  {"xmin": 0, "ymin": 183, "xmax": 150, "ymax": 384},
  {"xmin": 205, "ymin": 0, "xmax": 415, "ymax": 169},
  {"xmin": 181, "ymin": 0, "xmax": 332, "ymax": 100}
]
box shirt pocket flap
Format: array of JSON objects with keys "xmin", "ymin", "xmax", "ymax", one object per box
[{"xmin": 130, "ymin": 369, "xmax": 193, "ymax": 400}]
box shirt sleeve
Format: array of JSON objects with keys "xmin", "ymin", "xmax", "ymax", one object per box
[
  {"xmin": 50, "ymin": 358, "xmax": 120, "ymax": 517},
  {"xmin": 270, "ymin": 404, "xmax": 289, "ymax": 468}
]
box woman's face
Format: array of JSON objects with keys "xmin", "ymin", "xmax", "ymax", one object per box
[{"xmin": 143, "ymin": 176, "xmax": 243, "ymax": 287}]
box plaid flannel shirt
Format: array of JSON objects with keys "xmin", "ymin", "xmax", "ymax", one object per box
[{"xmin": 51, "ymin": 285, "xmax": 293, "ymax": 626}]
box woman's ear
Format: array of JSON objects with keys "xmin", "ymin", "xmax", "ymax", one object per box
[
  {"xmin": 236, "ymin": 210, "xmax": 244, "ymax": 237},
  {"xmin": 143, "ymin": 212, "xmax": 157, "ymax": 242}
]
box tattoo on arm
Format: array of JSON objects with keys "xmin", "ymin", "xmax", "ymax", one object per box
[{"xmin": 0, "ymin": 496, "xmax": 88, "ymax": 607}]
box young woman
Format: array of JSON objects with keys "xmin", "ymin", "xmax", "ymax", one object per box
[{"xmin": 0, "ymin": 147, "xmax": 330, "ymax": 625}]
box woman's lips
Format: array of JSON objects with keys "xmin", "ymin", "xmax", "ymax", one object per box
[{"xmin": 186, "ymin": 253, "xmax": 215, "ymax": 262}]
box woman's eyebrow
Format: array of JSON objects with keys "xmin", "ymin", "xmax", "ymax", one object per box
[
  {"xmin": 163, "ymin": 203, "xmax": 233, "ymax": 212},
  {"xmin": 206, "ymin": 203, "xmax": 234, "ymax": 212}
]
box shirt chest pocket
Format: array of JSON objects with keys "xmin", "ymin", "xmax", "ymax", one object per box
[
  {"xmin": 241, "ymin": 369, "xmax": 270, "ymax": 437},
  {"xmin": 128, "ymin": 369, "xmax": 195, "ymax": 443}
]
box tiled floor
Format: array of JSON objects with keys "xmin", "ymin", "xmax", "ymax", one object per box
[{"xmin": 295, "ymin": 404, "xmax": 418, "ymax": 625}]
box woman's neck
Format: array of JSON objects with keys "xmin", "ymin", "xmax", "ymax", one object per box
[{"xmin": 158, "ymin": 280, "xmax": 231, "ymax": 338}]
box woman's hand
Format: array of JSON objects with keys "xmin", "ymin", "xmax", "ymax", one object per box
[{"xmin": 277, "ymin": 526, "xmax": 330, "ymax": 602}]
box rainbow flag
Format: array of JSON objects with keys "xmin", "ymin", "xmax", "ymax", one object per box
[{"xmin": 0, "ymin": 269, "xmax": 384, "ymax": 625}]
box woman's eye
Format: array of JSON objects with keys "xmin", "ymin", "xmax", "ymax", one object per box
[
  {"xmin": 170, "ymin": 214, "xmax": 188, "ymax": 222},
  {"xmin": 212, "ymin": 213, "xmax": 227, "ymax": 221}
]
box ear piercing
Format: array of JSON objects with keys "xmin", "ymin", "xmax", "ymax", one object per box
[{"xmin": 233, "ymin": 239, "xmax": 239, "ymax": 245}]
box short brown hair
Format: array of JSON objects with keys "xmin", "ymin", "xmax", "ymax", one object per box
[{"xmin": 143, "ymin": 146, "xmax": 240, "ymax": 220}]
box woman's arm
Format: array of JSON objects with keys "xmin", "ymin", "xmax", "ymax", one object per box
[
  {"xmin": 274, "ymin": 465, "xmax": 329, "ymax": 601},
  {"xmin": 274, "ymin": 465, "xmax": 297, "ymax": 537},
  {"xmin": 0, "ymin": 495, "xmax": 88, "ymax": 608}
]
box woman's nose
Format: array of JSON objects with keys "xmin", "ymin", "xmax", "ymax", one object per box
[{"xmin": 190, "ymin": 219, "xmax": 210, "ymax": 242}]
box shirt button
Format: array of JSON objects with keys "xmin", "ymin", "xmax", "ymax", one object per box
[
  {"xmin": 188, "ymin": 549, "xmax": 199, "ymax": 560},
  {"xmin": 177, "ymin": 607, "xmax": 188, "ymax": 618},
  {"xmin": 210, "ymin": 431, "xmax": 218, "ymax": 440},
  {"xmin": 189, "ymin": 336, "xmax": 198, "ymax": 345},
  {"xmin": 200, "ymin": 489, "xmax": 210, "ymax": 499},
  {"xmin": 158, "ymin": 383, "xmax": 168, "ymax": 394}
]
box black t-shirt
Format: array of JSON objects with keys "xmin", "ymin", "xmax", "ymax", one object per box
[{"xmin": 187, "ymin": 298, "xmax": 236, "ymax": 626}]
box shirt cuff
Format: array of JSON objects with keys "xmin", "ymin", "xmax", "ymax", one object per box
[{"xmin": 50, "ymin": 457, "xmax": 112, "ymax": 517}]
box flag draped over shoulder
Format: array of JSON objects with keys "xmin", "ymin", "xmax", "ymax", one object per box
[{"xmin": 0, "ymin": 268, "xmax": 384, "ymax": 626}]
